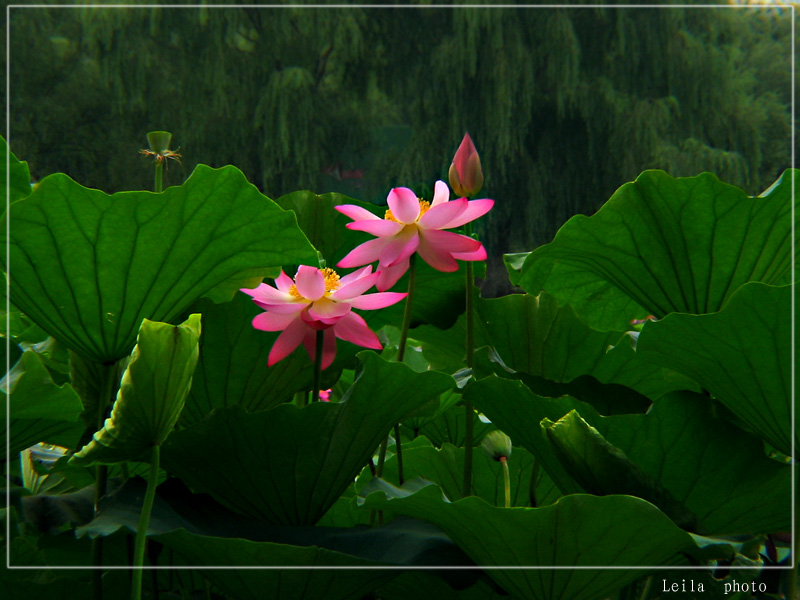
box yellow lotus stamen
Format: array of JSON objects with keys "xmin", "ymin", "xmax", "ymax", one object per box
[
  {"xmin": 385, "ymin": 199, "xmax": 431, "ymax": 223},
  {"xmin": 321, "ymin": 267, "xmax": 340, "ymax": 293},
  {"xmin": 288, "ymin": 268, "xmax": 340, "ymax": 299}
]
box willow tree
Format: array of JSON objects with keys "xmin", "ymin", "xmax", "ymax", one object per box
[{"xmin": 8, "ymin": 0, "xmax": 791, "ymax": 293}]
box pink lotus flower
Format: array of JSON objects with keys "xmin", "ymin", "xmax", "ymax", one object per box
[
  {"xmin": 335, "ymin": 181, "xmax": 493, "ymax": 291},
  {"xmin": 449, "ymin": 132, "xmax": 483, "ymax": 198},
  {"xmin": 241, "ymin": 265, "xmax": 406, "ymax": 369}
]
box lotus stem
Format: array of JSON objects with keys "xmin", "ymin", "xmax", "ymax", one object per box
[
  {"xmin": 529, "ymin": 459, "xmax": 540, "ymax": 507},
  {"xmin": 91, "ymin": 362, "xmax": 119, "ymax": 600},
  {"xmin": 154, "ymin": 161, "xmax": 163, "ymax": 194},
  {"xmin": 462, "ymin": 222, "xmax": 476, "ymax": 498},
  {"xmin": 390, "ymin": 253, "xmax": 418, "ymax": 486},
  {"xmin": 397, "ymin": 253, "xmax": 417, "ymax": 363},
  {"xmin": 369, "ymin": 437, "xmax": 389, "ymax": 527},
  {"xmin": 312, "ymin": 329, "xmax": 324, "ymax": 403},
  {"xmin": 131, "ymin": 444, "xmax": 160, "ymax": 600},
  {"xmin": 91, "ymin": 467, "xmax": 106, "ymax": 600},
  {"xmin": 638, "ymin": 576, "xmax": 654, "ymax": 600},
  {"xmin": 500, "ymin": 456, "xmax": 511, "ymax": 508},
  {"xmin": 394, "ymin": 424, "xmax": 404, "ymax": 486}
]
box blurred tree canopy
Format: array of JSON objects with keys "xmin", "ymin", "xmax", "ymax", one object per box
[{"xmin": 8, "ymin": 0, "xmax": 792, "ymax": 294}]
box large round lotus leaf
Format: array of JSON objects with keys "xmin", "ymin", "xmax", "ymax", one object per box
[
  {"xmin": 162, "ymin": 352, "xmax": 455, "ymax": 525},
  {"xmin": 471, "ymin": 376, "xmax": 790, "ymax": 536},
  {"xmin": 364, "ymin": 486, "xmax": 696, "ymax": 600},
  {"xmin": 478, "ymin": 292, "xmax": 697, "ymax": 401},
  {"xmin": 517, "ymin": 169, "xmax": 793, "ymax": 331},
  {"xmin": 636, "ymin": 282, "xmax": 793, "ymax": 457},
  {"xmin": 2, "ymin": 164, "xmax": 317, "ymax": 363}
]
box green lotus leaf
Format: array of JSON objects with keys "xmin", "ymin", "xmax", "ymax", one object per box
[
  {"xmin": 543, "ymin": 410, "xmax": 700, "ymax": 532},
  {"xmin": 466, "ymin": 376, "xmax": 586, "ymax": 495},
  {"xmin": 366, "ymin": 261, "xmax": 485, "ymax": 332},
  {"xmin": 161, "ymin": 352, "xmax": 455, "ymax": 525},
  {"xmin": 364, "ymin": 485, "xmax": 697, "ymax": 600},
  {"xmin": 517, "ymin": 170, "xmax": 794, "ymax": 331},
  {"xmin": 405, "ymin": 310, "xmax": 491, "ymax": 375},
  {"xmin": 68, "ymin": 350, "xmax": 127, "ymax": 435},
  {"xmin": 502, "ymin": 252, "xmax": 530, "ymax": 286},
  {"xmin": 378, "ymin": 572, "xmax": 508, "ymax": 600},
  {"xmin": 414, "ymin": 403, "xmax": 495, "ymax": 449},
  {"xmin": 636, "ymin": 282, "xmax": 793, "ymax": 456},
  {"xmin": 156, "ymin": 529, "xmax": 396, "ymax": 600},
  {"xmin": 476, "ymin": 374, "xmax": 790, "ymax": 535},
  {"xmin": 2, "ymin": 350, "xmax": 84, "ymax": 460},
  {"xmin": 3, "ymin": 164, "xmax": 317, "ymax": 363},
  {"xmin": 479, "ymin": 292, "xmax": 697, "ymax": 403},
  {"xmin": 371, "ymin": 441, "xmax": 561, "ymax": 508},
  {"xmin": 275, "ymin": 190, "xmax": 375, "ymax": 267},
  {"xmin": 592, "ymin": 391, "xmax": 792, "ymax": 535},
  {"xmin": 69, "ymin": 315, "xmax": 201, "ymax": 466},
  {"xmin": 78, "ymin": 476, "xmax": 487, "ymax": 600},
  {"xmin": 2, "ymin": 137, "xmax": 32, "ymax": 204},
  {"xmin": 80, "ymin": 477, "xmax": 471, "ymax": 572}
]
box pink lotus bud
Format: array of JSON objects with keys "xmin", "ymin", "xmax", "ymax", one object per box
[{"xmin": 449, "ymin": 132, "xmax": 484, "ymax": 198}]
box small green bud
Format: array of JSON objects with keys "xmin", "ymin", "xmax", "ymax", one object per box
[{"xmin": 481, "ymin": 430, "xmax": 512, "ymax": 461}]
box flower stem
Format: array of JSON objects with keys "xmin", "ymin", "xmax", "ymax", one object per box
[
  {"xmin": 369, "ymin": 437, "xmax": 390, "ymax": 527},
  {"xmin": 462, "ymin": 223, "xmax": 476, "ymax": 497},
  {"xmin": 131, "ymin": 444, "xmax": 160, "ymax": 600},
  {"xmin": 91, "ymin": 362, "xmax": 119, "ymax": 600},
  {"xmin": 90, "ymin": 466, "xmax": 107, "ymax": 600},
  {"xmin": 394, "ymin": 424, "xmax": 404, "ymax": 485},
  {"xmin": 375, "ymin": 437, "xmax": 388, "ymax": 480},
  {"xmin": 397, "ymin": 254, "xmax": 417, "ymax": 363},
  {"xmin": 500, "ymin": 456, "xmax": 511, "ymax": 508},
  {"xmin": 637, "ymin": 576, "xmax": 654, "ymax": 600},
  {"xmin": 529, "ymin": 458, "xmax": 540, "ymax": 507},
  {"xmin": 154, "ymin": 161, "xmax": 164, "ymax": 193},
  {"xmin": 312, "ymin": 329, "xmax": 324, "ymax": 402},
  {"xmin": 385, "ymin": 253, "xmax": 418, "ymax": 489}
]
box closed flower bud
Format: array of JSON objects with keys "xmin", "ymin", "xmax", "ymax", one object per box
[
  {"xmin": 481, "ymin": 430, "xmax": 512, "ymax": 461},
  {"xmin": 449, "ymin": 132, "xmax": 484, "ymax": 198}
]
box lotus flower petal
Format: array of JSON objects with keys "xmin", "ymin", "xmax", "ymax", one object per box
[
  {"xmin": 387, "ymin": 187, "xmax": 422, "ymax": 224},
  {"xmin": 267, "ymin": 318, "xmax": 307, "ymax": 366},
  {"xmin": 333, "ymin": 312, "xmax": 382, "ymax": 350},
  {"xmin": 334, "ymin": 204, "xmax": 381, "ymax": 221},
  {"xmin": 295, "ymin": 265, "xmax": 326, "ymax": 301}
]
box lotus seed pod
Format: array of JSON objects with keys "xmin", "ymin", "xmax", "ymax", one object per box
[{"xmin": 146, "ymin": 131, "xmax": 173, "ymax": 153}]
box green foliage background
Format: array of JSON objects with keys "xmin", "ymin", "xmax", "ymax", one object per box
[{"xmin": 7, "ymin": 0, "xmax": 792, "ymax": 294}]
